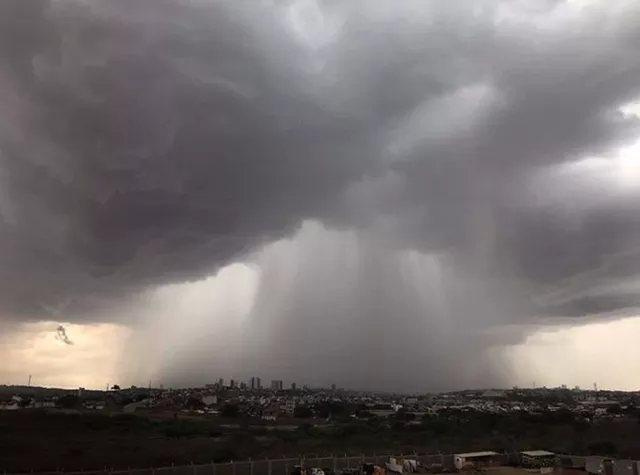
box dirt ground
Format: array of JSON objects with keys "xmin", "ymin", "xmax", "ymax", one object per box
[{"xmin": 433, "ymin": 468, "xmax": 585, "ymax": 475}]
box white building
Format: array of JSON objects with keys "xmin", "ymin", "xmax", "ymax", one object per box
[
  {"xmin": 202, "ymin": 395, "xmax": 218, "ymax": 406},
  {"xmin": 454, "ymin": 452, "xmax": 499, "ymax": 470},
  {"xmin": 283, "ymin": 398, "xmax": 297, "ymax": 415}
]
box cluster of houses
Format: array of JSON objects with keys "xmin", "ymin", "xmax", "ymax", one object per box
[
  {"xmin": 1, "ymin": 384, "xmax": 637, "ymax": 423},
  {"xmin": 0, "ymin": 395, "xmax": 55, "ymax": 410}
]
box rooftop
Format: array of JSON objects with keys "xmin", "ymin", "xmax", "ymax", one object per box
[
  {"xmin": 454, "ymin": 451, "xmax": 498, "ymax": 458},
  {"xmin": 522, "ymin": 450, "xmax": 555, "ymax": 457}
]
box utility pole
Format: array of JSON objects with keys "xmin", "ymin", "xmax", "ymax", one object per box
[{"xmin": 28, "ymin": 375, "xmax": 32, "ymax": 387}]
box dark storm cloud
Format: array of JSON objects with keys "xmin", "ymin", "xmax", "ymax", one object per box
[
  {"xmin": 0, "ymin": 0, "xmax": 381, "ymax": 320},
  {"xmin": 2, "ymin": 0, "xmax": 640, "ymax": 389}
]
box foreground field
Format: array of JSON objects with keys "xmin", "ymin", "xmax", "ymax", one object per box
[{"xmin": 1, "ymin": 410, "xmax": 639, "ymax": 472}]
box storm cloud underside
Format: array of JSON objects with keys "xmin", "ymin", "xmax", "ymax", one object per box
[{"xmin": 2, "ymin": 0, "xmax": 640, "ymax": 390}]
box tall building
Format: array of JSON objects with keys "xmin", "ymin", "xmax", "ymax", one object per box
[
  {"xmin": 271, "ymin": 380, "xmax": 284, "ymax": 391},
  {"xmin": 331, "ymin": 384, "xmax": 336, "ymax": 391},
  {"xmin": 230, "ymin": 379, "xmax": 236, "ymax": 389},
  {"xmin": 218, "ymin": 378, "xmax": 224, "ymax": 387},
  {"xmin": 251, "ymin": 376, "xmax": 262, "ymax": 390},
  {"xmin": 291, "ymin": 382, "xmax": 297, "ymax": 391}
]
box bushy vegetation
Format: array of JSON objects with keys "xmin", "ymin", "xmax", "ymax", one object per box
[{"xmin": 2, "ymin": 408, "xmax": 640, "ymax": 473}]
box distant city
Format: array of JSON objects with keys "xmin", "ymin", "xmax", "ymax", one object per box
[
  {"xmin": 208, "ymin": 376, "xmax": 338, "ymax": 393},
  {"xmin": 2, "ymin": 377, "xmax": 637, "ymax": 422}
]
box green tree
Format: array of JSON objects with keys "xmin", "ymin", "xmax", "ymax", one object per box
[
  {"xmin": 294, "ymin": 405, "xmax": 313, "ymax": 418},
  {"xmin": 394, "ymin": 409, "xmax": 415, "ymax": 422},
  {"xmin": 588, "ymin": 441, "xmax": 617, "ymax": 456},
  {"xmin": 317, "ymin": 402, "xmax": 347, "ymax": 418},
  {"xmin": 185, "ymin": 397, "xmax": 205, "ymax": 410},
  {"xmin": 56, "ymin": 394, "xmax": 81, "ymax": 409},
  {"xmin": 220, "ymin": 404, "xmax": 240, "ymax": 418},
  {"xmin": 607, "ymin": 404, "xmax": 622, "ymax": 415},
  {"xmin": 18, "ymin": 397, "xmax": 32, "ymax": 408}
]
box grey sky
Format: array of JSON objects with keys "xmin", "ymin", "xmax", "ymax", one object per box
[{"xmin": 2, "ymin": 0, "xmax": 640, "ymax": 390}]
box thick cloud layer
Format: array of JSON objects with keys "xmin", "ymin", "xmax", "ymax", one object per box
[{"xmin": 2, "ymin": 0, "xmax": 640, "ymax": 389}]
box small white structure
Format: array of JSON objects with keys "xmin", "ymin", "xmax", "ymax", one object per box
[
  {"xmin": 613, "ymin": 460, "xmax": 637, "ymax": 475},
  {"xmin": 454, "ymin": 451, "xmax": 499, "ymax": 471},
  {"xmin": 587, "ymin": 457, "xmax": 605, "ymax": 475},
  {"xmin": 202, "ymin": 395, "xmax": 218, "ymax": 406},
  {"xmin": 123, "ymin": 398, "xmax": 152, "ymax": 413},
  {"xmin": 283, "ymin": 399, "xmax": 297, "ymax": 415},
  {"xmin": 386, "ymin": 459, "xmax": 403, "ymax": 475},
  {"xmin": 33, "ymin": 401, "xmax": 55, "ymax": 409},
  {"xmin": 403, "ymin": 460, "xmax": 418, "ymax": 472}
]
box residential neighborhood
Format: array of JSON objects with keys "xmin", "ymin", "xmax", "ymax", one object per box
[{"xmin": 1, "ymin": 382, "xmax": 637, "ymax": 423}]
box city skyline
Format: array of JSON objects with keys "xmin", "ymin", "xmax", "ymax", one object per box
[
  {"xmin": 0, "ymin": 379, "xmax": 629, "ymax": 396},
  {"xmin": 0, "ymin": 370, "xmax": 629, "ymax": 396}
]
